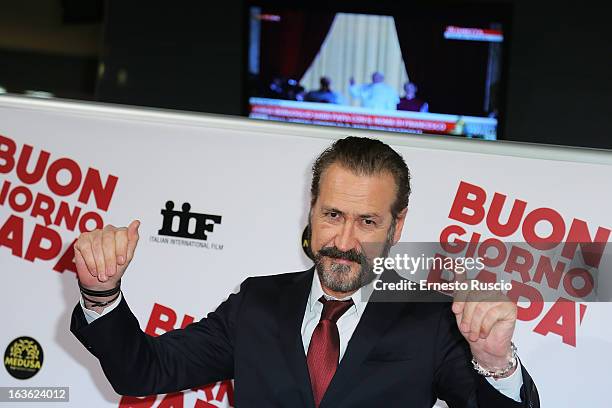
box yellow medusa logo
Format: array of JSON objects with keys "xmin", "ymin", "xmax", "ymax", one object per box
[{"xmin": 4, "ymin": 336, "xmax": 44, "ymax": 379}]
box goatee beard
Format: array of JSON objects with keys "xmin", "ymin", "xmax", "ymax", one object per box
[{"xmin": 313, "ymin": 222, "xmax": 395, "ymax": 293}]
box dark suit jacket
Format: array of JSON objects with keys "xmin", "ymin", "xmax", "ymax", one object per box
[{"xmin": 71, "ymin": 267, "xmax": 539, "ymax": 407}]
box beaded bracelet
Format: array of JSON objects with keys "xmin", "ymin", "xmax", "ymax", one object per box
[{"xmin": 471, "ymin": 342, "xmax": 518, "ymax": 378}]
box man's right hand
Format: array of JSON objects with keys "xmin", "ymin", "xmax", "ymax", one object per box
[{"xmin": 74, "ymin": 220, "xmax": 140, "ymax": 292}]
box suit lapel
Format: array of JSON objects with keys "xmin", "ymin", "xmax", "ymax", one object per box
[
  {"xmin": 278, "ymin": 267, "xmax": 316, "ymax": 408},
  {"xmin": 277, "ymin": 268, "xmax": 414, "ymax": 407},
  {"xmin": 319, "ymin": 300, "xmax": 406, "ymax": 408}
]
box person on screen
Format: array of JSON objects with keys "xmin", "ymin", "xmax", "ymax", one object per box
[
  {"xmin": 304, "ymin": 77, "xmax": 345, "ymax": 105},
  {"xmin": 397, "ymin": 82, "xmax": 429, "ymax": 112},
  {"xmin": 266, "ymin": 77, "xmax": 285, "ymax": 99},
  {"xmin": 265, "ymin": 77, "xmax": 305, "ymax": 101},
  {"xmin": 70, "ymin": 137, "xmax": 539, "ymax": 407},
  {"xmin": 348, "ymin": 71, "xmax": 399, "ymax": 110}
]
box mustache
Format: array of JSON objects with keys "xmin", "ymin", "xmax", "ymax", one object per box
[{"xmin": 316, "ymin": 246, "xmax": 367, "ymax": 264}]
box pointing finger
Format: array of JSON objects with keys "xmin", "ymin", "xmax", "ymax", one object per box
[
  {"xmin": 102, "ymin": 229, "xmax": 117, "ymax": 277},
  {"xmin": 92, "ymin": 233, "xmax": 107, "ymax": 282},
  {"xmin": 469, "ymin": 303, "xmax": 491, "ymax": 342},
  {"xmin": 74, "ymin": 246, "xmax": 90, "ymax": 277},
  {"xmin": 115, "ymin": 227, "xmax": 128, "ymax": 265},
  {"xmin": 76, "ymin": 237, "xmax": 97, "ymax": 277},
  {"xmin": 480, "ymin": 308, "xmax": 500, "ymax": 339}
]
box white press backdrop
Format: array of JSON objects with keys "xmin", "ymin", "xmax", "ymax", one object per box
[{"xmin": 0, "ymin": 96, "xmax": 611, "ymax": 407}]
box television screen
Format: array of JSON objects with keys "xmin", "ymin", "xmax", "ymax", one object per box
[{"xmin": 246, "ymin": 2, "xmax": 511, "ymax": 140}]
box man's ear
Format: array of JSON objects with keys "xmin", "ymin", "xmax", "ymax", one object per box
[{"xmin": 392, "ymin": 207, "xmax": 408, "ymax": 244}]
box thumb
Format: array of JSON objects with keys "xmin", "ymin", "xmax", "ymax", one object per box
[
  {"xmin": 454, "ymin": 310, "xmax": 463, "ymax": 331},
  {"xmin": 127, "ymin": 219, "xmax": 140, "ymax": 240},
  {"xmin": 451, "ymin": 267, "xmax": 468, "ymax": 315},
  {"xmin": 126, "ymin": 219, "xmax": 140, "ymax": 259}
]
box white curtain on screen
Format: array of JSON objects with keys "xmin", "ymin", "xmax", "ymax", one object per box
[{"xmin": 300, "ymin": 13, "xmax": 409, "ymax": 107}]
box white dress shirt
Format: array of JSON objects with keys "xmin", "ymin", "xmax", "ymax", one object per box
[
  {"xmin": 300, "ymin": 271, "xmax": 369, "ymax": 360},
  {"xmin": 81, "ymin": 272, "xmax": 523, "ymax": 402},
  {"xmin": 300, "ymin": 273, "xmax": 523, "ymax": 402}
]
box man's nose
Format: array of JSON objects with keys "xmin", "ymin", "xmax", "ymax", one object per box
[{"xmin": 335, "ymin": 221, "xmax": 357, "ymax": 252}]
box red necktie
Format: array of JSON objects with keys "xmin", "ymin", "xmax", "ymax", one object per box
[{"xmin": 306, "ymin": 296, "xmax": 354, "ymax": 407}]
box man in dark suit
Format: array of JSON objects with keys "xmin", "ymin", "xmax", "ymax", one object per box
[{"xmin": 71, "ymin": 137, "xmax": 539, "ymax": 407}]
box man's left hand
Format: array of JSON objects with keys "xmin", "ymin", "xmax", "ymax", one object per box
[{"xmin": 452, "ymin": 289, "xmax": 517, "ymax": 378}]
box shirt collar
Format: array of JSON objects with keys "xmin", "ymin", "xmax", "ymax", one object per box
[{"xmin": 308, "ymin": 268, "xmax": 370, "ymax": 318}]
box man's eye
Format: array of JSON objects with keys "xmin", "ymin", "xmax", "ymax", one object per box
[
  {"xmin": 328, "ymin": 212, "xmax": 338, "ymax": 218},
  {"xmin": 363, "ymin": 219, "xmax": 375, "ymax": 226}
]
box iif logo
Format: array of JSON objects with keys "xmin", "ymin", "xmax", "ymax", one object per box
[{"xmin": 158, "ymin": 201, "xmax": 222, "ymax": 241}]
